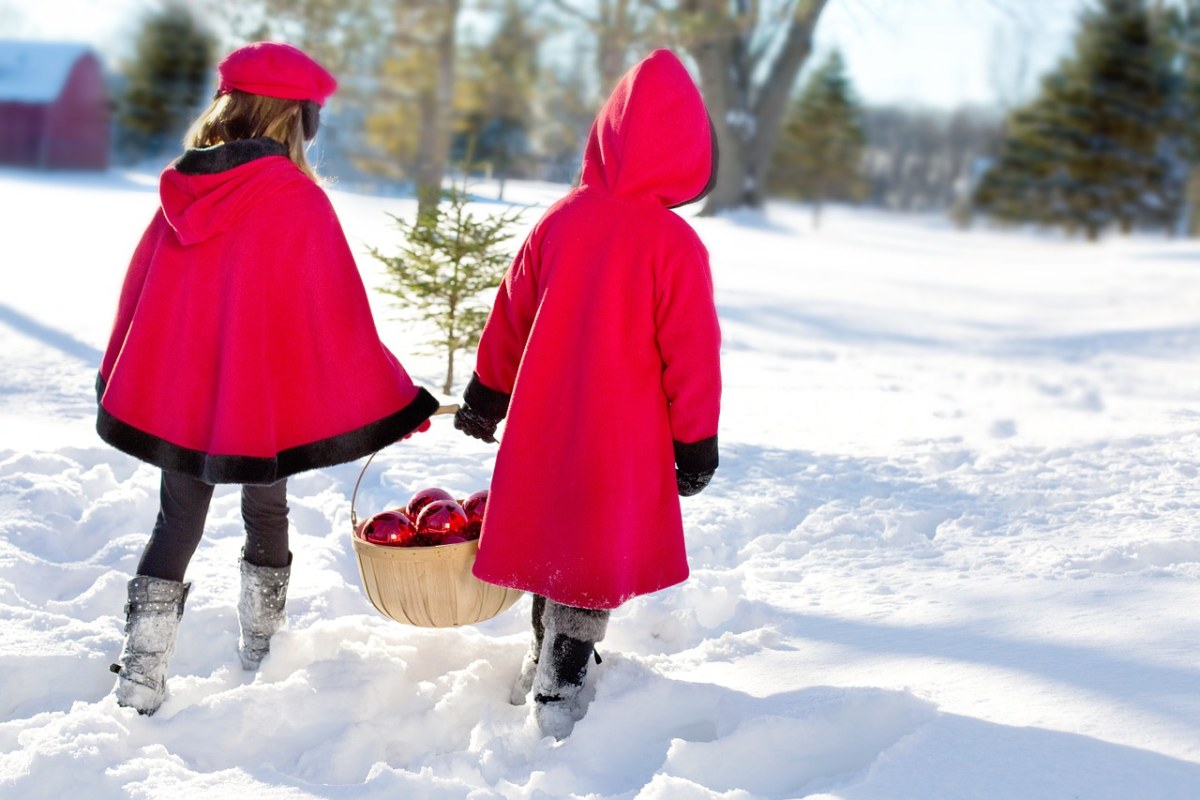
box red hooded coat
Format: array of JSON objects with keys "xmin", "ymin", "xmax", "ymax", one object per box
[
  {"xmin": 468, "ymin": 50, "xmax": 722, "ymax": 609},
  {"xmin": 97, "ymin": 139, "xmax": 438, "ymax": 484}
]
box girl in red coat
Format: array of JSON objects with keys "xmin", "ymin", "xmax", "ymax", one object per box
[
  {"xmin": 454, "ymin": 49, "xmax": 721, "ymax": 738},
  {"xmin": 98, "ymin": 42, "xmax": 438, "ymax": 715}
]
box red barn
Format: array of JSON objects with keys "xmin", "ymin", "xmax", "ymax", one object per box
[{"xmin": 0, "ymin": 41, "xmax": 110, "ymax": 170}]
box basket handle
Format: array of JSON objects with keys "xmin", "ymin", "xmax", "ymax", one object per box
[{"xmin": 350, "ymin": 403, "xmax": 460, "ymax": 528}]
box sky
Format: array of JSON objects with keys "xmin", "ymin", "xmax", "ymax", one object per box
[
  {"xmin": 813, "ymin": 0, "xmax": 1089, "ymax": 109},
  {"xmin": 0, "ymin": 0, "xmax": 1090, "ymax": 110}
]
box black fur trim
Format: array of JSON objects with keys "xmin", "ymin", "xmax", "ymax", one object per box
[
  {"xmin": 174, "ymin": 138, "xmax": 288, "ymax": 175},
  {"xmin": 463, "ymin": 373, "xmax": 511, "ymax": 420},
  {"xmin": 96, "ymin": 374, "xmax": 440, "ymax": 485},
  {"xmin": 674, "ymin": 435, "xmax": 718, "ymax": 473}
]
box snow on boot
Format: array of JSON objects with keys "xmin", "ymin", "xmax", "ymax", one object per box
[
  {"xmin": 510, "ymin": 594, "xmax": 546, "ymax": 705},
  {"xmin": 237, "ymin": 551, "xmax": 291, "ymax": 670},
  {"xmin": 511, "ymin": 645, "xmax": 540, "ymax": 705},
  {"xmin": 110, "ymin": 575, "xmax": 189, "ymax": 716},
  {"xmin": 532, "ymin": 600, "xmax": 608, "ymax": 739}
]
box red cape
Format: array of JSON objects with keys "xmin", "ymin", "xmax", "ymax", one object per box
[
  {"xmin": 97, "ymin": 139, "xmax": 437, "ymax": 484},
  {"xmin": 469, "ymin": 50, "xmax": 722, "ymax": 609}
]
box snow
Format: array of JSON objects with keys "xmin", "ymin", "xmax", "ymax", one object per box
[
  {"xmin": 0, "ymin": 40, "xmax": 92, "ymax": 104},
  {"xmin": 2, "ymin": 163, "xmax": 1199, "ymax": 799}
]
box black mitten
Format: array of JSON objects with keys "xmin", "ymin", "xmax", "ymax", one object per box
[
  {"xmin": 676, "ymin": 469, "xmax": 714, "ymax": 497},
  {"xmin": 454, "ymin": 405, "xmax": 500, "ymax": 443}
]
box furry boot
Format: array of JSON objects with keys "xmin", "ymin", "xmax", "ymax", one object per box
[
  {"xmin": 237, "ymin": 550, "xmax": 291, "ymax": 670},
  {"xmin": 510, "ymin": 594, "xmax": 546, "ymax": 705},
  {"xmin": 110, "ymin": 575, "xmax": 190, "ymax": 715},
  {"xmin": 532, "ymin": 600, "xmax": 609, "ymax": 739}
]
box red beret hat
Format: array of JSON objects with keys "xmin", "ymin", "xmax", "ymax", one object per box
[{"xmin": 216, "ymin": 42, "xmax": 337, "ymax": 106}]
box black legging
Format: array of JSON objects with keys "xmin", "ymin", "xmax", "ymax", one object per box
[{"xmin": 137, "ymin": 470, "xmax": 290, "ymax": 582}]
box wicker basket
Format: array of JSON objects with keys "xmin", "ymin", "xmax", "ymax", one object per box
[
  {"xmin": 348, "ymin": 414, "xmax": 523, "ymax": 627},
  {"xmin": 350, "ymin": 534, "xmax": 522, "ymax": 627}
]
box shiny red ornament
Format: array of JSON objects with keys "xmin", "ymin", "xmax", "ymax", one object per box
[
  {"xmin": 406, "ymin": 487, "xmax": 456, "ymax": 519},
  {"xmin": 461, "ymin": 489, "xmax": 488, "ymax": 541},
  {"xmin": 415, "ymin": 499, "xmax": 468, "ymax": 545},
  {"xmin": 359, "ymin": 510, "xmax": 416, "ymax": 546},
  {"xmin": 439, "ymin": 535, "xmax": 468, "ymax": 545}
]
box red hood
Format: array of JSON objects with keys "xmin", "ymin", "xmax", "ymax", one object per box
[
  {"xmin": 580, "ymin": 49, "xmax": 714, "ymax": 208},
  {"xmin": 159, "ymin": 155, "xmax": 295, "ymax": 246}
]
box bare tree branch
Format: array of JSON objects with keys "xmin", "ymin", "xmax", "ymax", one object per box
[
  {"xmin": 548, "ymin": 0, "xmax": 597, "ymax": 25},
  {"xmin": 753, "ymin": 0, "xmax": 828, "ymax": 121}
]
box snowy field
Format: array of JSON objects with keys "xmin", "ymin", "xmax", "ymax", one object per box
[{"xmin": 1, "ymin": 164, "xmax": 1199, "ymax": 799}]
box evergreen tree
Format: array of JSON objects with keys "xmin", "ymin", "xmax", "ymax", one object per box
[
  {"xmin": 455, "ymin": 0, "xmax": 540, "ymax": 199},
  {"xmin": 768, "ymin": 50, "xmax": 866, "ymax": 227},
  {"xmin": 1165, "ymin": 0, "xmax": 1200, "ymax": 234},
  {"xmin": 974, "ymin": 0, "xmax": 1179, "ymax": 240},
  {"xmin": 118, "ymin": 3, "xmax": 215, "ymax": 157},
  {"xmin": 369, "ymin": 181, "xmax": 525, "ymax": 395}
]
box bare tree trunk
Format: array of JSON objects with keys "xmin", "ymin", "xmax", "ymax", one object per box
[
  {"xmin": 443, "ymin": 301, "xmax": 458, "ymax": 394},
  {"xmin": 552, "ymin": 0, "xmax": 648, "ymax": 96},
  {"xmin": 414, "ymin": 0, "xmax": 460, "ymax": 219},
  {"xmin": 414, "ymin": 86, "xmax": 441, "ymax": 216},
  {"xmin": 443, "ymin": 344, "xmax": 455, "ymax": 395},
  {"xmin": 679, "ymin": 0, "xmax": 829, "ymax": 215},
  {"xmin": 597, "ymin": 0, "xmax": 637, "ymax": 92},
  {"xmin": 1186, "ymin": 167, "xmax": 1200, "ymax": 235},
  {"xmin": 687, "ymin": 32, "xmax": 753, "ymax": 211}
]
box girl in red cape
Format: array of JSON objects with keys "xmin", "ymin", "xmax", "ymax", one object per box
[
  {"xmin": 453, "ymin": 49, "xmax": 722, "ymax": 738},
  {"xmin": 98, "ymin": 42, "xmax": 438, "ymax": 716}
]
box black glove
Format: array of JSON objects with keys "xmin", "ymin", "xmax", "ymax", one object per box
[
  {"xmin": 454, "ymin": 404, "xmax": 500, "ymax": 443},
  {"xmin": 676, "ymin": 469, "xmax": 714, "ymax": 497}
]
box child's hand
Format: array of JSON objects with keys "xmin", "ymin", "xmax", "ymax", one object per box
[
  {"xmin": 400, "ymin": 419, "xmax": 432, "ymax": 441},
  {"xmin": 676, "ymin": 469, "xmax": 714, "ymax": 496},
  {"xmin": 454, "ymin": 405, "xmax": 500, "ymax": 443}
]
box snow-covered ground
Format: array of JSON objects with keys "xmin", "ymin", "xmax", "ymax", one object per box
[{"xmin": 1, "ymin": 164, "xmax": 1198, "ymax": 799}]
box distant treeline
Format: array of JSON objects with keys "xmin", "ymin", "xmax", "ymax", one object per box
[{"xmin": 112, "ymin": 0, "xmax": 1200, "ymax": 238}]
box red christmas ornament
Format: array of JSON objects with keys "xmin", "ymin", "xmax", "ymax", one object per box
[
  {"xmin": 461, "ymin": 489, "xmax": 488, "ymax": 541},
  {"xmin": 406, "ymin": 487, "xmax": 456, "ymax": 519},
  {"xmin": 439, "ymin": 535, "xmax": 468, "ymax": 545},
  {"xmin": 461, "ymin": 489, "xmax": 488, "ymax": 522},
  {"xmin": 416, "ymin": 499, "xmax": 468, "ymax": 545},
  {"xmin": 359, "ymin": 510, "xmax": 416, "ymax": 546}
]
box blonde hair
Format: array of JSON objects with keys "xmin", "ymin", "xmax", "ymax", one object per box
[{"xmin": 184, "ymin": 91, "xmax": 319, "ymax": 181}]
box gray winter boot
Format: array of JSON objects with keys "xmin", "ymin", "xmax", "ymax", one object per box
[
  {"xmin": 510, "ymin": 594, "xmax": 546, "ymax": 705},
  {"xmin": 531, "ymin": 600, "xmax": 609, "ymax": 739},
  {"xmin": 110, "ymin": 575, "xmax": 190, "ymax": 716},
  {"xmin": 237, "ymin": 550, "xmax": 291, "ymax": 670}
]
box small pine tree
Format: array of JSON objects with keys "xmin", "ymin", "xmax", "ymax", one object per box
[
  {"xmin": 118, "ymin": 2, "xmax": 215, "ymax": 157},
  {"xmin": 974, "ymin": 0, "xmax": 1179, "ymax": 240},
  {"xmin": 768, "ymin": 50, "xmax": 867, "ymax": 227},
  {"xmin": 370, "ymin": 182, "xmax": 524, "ymax": 395}
]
